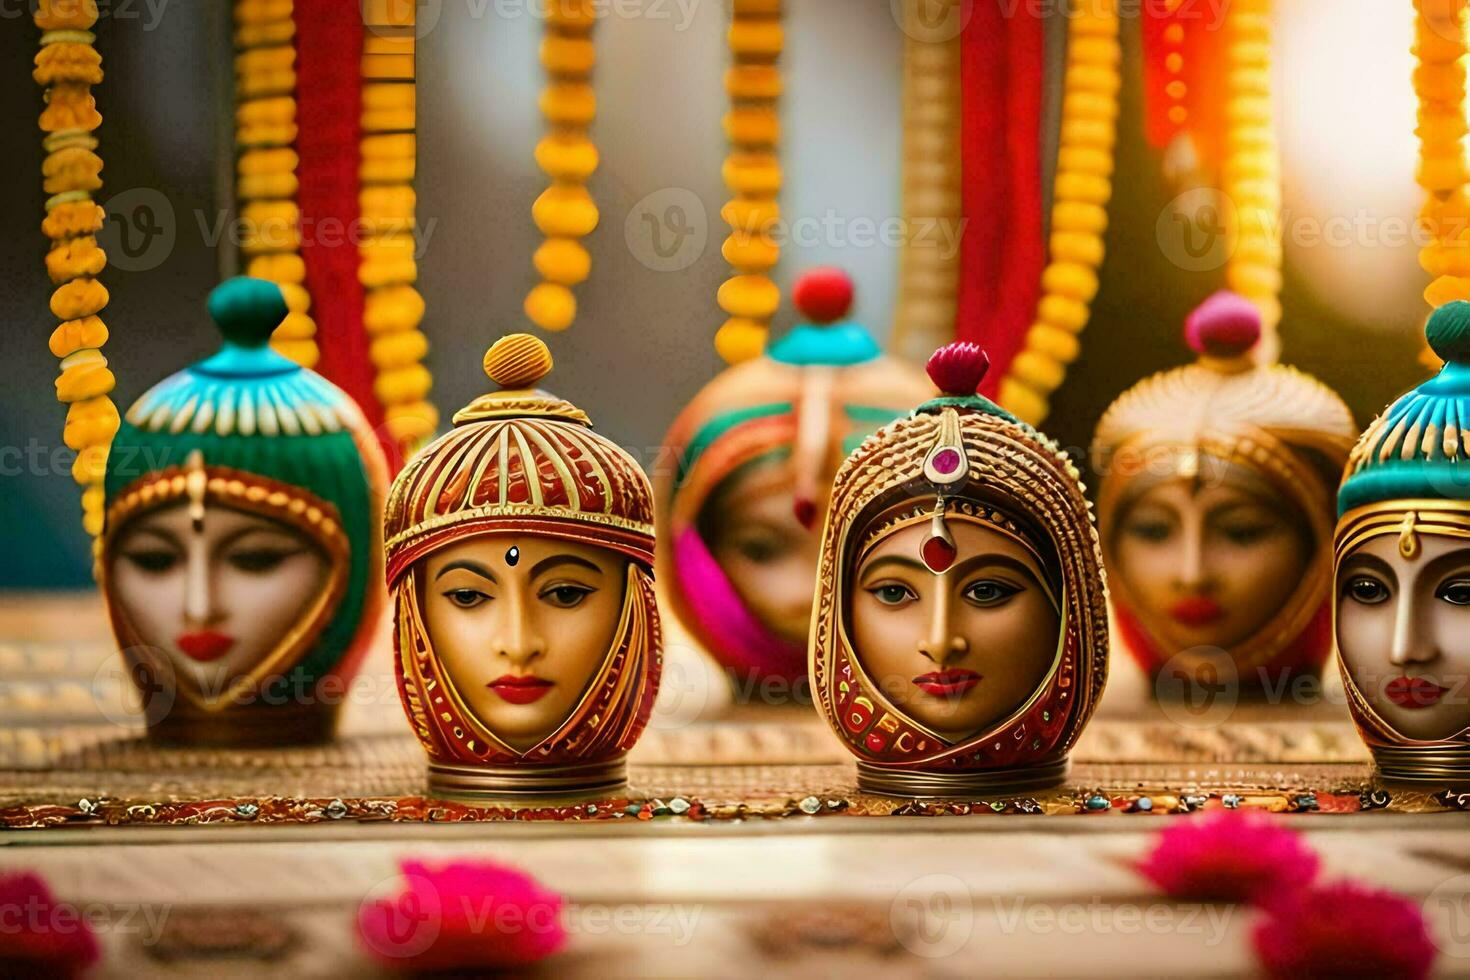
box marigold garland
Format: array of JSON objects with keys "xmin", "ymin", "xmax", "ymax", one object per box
[
  {"xmin": 525, "ymin": 0, "xmax": 598, "ymax": 332},
  {"xmin": 1415, "ymin": 0, "xmax": 1470, "ymax": 370},
  {"xmin": 889, "ymin": 0, "xmax": 962, "ymax": 363},
  {"xmin": 34, "ymin": 0, "xmax": 118, "ymax": 548},
  {"xmin": 715, "ymin": 0, "xmax": 783, "ymax": 364},
  {"xmin": 997, "ymin": 0, "xmax": 1120, "ymax": 425},
  {"xmin": 234, "ymin": 0, "xmax": 319, "ymax": 369},
  {"xmin": 1220, "ymin": 0, "xmax": 1283, "ymax": 359},
  {"xmin": 360, "ymin": 0, "xmax": 435, "ymax": 454}
]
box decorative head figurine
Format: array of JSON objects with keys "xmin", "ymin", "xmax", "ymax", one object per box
[
  {"xmin": 99, "ymin": 277, "xmax": 387, "ymax": 746},
  {"xmin": 1091, "ymin": 292, "xmax": 1357, "ymax": 692},
  {"xmin": 655, "ymin": 268, "xmax": 932, "ymax": 693},
  {"xmin": 1335, "ymin": 302, "xmax": 1470, "ymax": 782},
  {"xmin": 384, "ymin": 333, "xmax": 659, "ymax": 801},
  {"xmin": 811, "ymin": 342, "xmax": 1107, "ymax": 797}
]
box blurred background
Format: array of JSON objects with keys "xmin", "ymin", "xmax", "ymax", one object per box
[{"xmin": 0, "ymin": 0, "xmax": 1432, "ymax": 587}]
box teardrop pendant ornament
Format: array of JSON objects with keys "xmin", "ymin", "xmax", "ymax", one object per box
[
  {"xmin": 922, "ymin": 408, "xmax": 968, "ymax": 487},
  {"xmin": 920, "ymin": 497, "xmax": 956, "ymax": 573}
]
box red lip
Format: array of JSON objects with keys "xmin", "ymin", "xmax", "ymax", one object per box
[
  {"xmin": 913, "ymin": 668, "xmax": 981, "ymax": 698},
  {"xmin": 1385, "ymin": 676, "xmax": 1447, "ymax": 709},
  {"xmin": 1170, "ymin": 596, "xmax": 1225, "ymax": 627},
  {"xmin": 488, "ymin": 674, "xmax": 554, "ymax": 705},
  {"xmin": 175, "ymin": 630, "xmax": 235, "ymax": 662}
]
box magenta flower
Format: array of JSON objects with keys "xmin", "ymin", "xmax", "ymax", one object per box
[
  {"xmin": 1253, "ymin": 881, "xmax": 1437, "ymax": 980},
  {"xmin": 357, "ymin": 859, "xmax": 566, "ymax": 971},
  {"xmin": 0, "ymin": 871, "xmax": 100, "ymax": 979},
  {"xmin": 1135, "ymin": 810, "xmax": 1319, "ymax": 904}
]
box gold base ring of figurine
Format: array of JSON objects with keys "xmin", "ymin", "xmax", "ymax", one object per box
[
  {"xmin": 1370, "ymin": 745, "xmax": 1470, "ymax": 785},
  {"xmin": 855, "ymin": 758, "xmax": 1070, "ymax": 800},
  {"xmin": 426, "ymin": 758, "xmax": 629, "ymax": 804}
]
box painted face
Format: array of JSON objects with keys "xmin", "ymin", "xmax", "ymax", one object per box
[
  {"xmin": 422, "ymin": 535, "xmax": 628, "ymax": 752},
  {"xmin": 1113, "ymin": 469, "xmax": 1311, "ymax": 656},
  {"xmin": 109, "ymin": 502, "xmax": 329, "ymax": 696},
  {"xmin": 1337, "ymin": 533, "xmax": 1470, "ymax": 742},
  {"xmin": 699, "ymin": 458, "xmax": 818, "ymax": 646},
  {"xmin": 847, "ymin": 518, "xmax": 1060, "ymax": 742}
]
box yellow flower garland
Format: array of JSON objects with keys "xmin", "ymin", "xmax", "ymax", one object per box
[
  {"xmin": 889, "ymin": 0, "xmax": 963, "ymax": 363},
  {"xmin": 360, "ymin": 0, "xmax": 436, "ymax": 454},
  {"xmin": 34, "ymin": 0, "xmax": 118, "ymax": 546},
  {"xmin": 1415, "ymin": 0, "xmax": 1470, "ymax": 371},
  {"xmin": 525, "ymin": 0, "xmax": 598, "ymax": 332},
  {"xmin": 1220, "ymin": 0, "xmax": 1283, "ymax": 358},
  {"xmin": 998, "ymin": 0, "xmax": 1120, "ymax": 425},
  {"xmin": 715, "ymin": 0, "xmax": 783, "ymax": 364},
  {"xmin": 234, "ymin": 0, "xmax": 319, "ymax": 369}
]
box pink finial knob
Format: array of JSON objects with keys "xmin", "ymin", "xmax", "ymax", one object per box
[
  {"xmin": 792, "ymin": 268, "xmax": 853, "ymax": 325},
  {"xmin": 1185, "ymin": 290, "xmax": 1261, "ymax": 359},
  {"xmin": 925, "ymin": 341, "xmax": 990, "ymax": 396}
]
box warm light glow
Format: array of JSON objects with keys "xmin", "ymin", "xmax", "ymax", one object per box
[{"xmin": 1277, "ymin": 0, "xmax": 1428, "ymax": 328}]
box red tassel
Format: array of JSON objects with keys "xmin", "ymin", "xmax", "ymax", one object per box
[{"xmin": 294, "ymin": 0, "xmax": 392, "ymax": 460}]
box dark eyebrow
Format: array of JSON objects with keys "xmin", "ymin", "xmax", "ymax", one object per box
[
  {"xmin": 530, "ymin": 555, "xmax": 604, "ymax": 579},
  {"xmin": 1339, "ymin": 553, "xmax": 1394, "ymax": 580},
  {"xmin": 857, "ymin": 554, "xmax": 928, "ymax": 580},
  {"xmin": 952, "ymin": 553, "xmax": 1041, "ymax": 584},
  {"xmin": 124, "ymin": 524, "xmax": 182, "ymax": 549},
  {"xmin": 435, "ymin": 560, "xmax": 498, "ymax": 583}
]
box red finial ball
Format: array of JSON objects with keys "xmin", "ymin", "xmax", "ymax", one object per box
[
  {"xmin": 792, "ymin": 267, "xmax": 853, "ymax": 324},
  {"xmin": 1185, "ymin": 290, "xmax": 1261, "ymax": 359},
  {"xmin": 926, "ymin": 341, "xmax": 990, "ymax": 396}
]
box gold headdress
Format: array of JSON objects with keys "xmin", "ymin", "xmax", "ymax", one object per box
[
  {"xmin": 811, "ymin": 342, "xmax": 1107, "ymax": 796},
  {"xmin": 1091, "ymin": 292, "xmax": 1356, "ymax": 680}
]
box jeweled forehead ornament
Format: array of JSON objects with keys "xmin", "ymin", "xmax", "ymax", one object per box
[{"xmin": 918, "ymin": 372, "xmax": 979, "ymax": 574}]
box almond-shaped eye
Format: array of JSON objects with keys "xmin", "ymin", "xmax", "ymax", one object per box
[
  {"xmin": 123, "ymin": 549, "xmax": 179, "ymax": 574},
  {"xmin": 1436, "ymin": 578, "xmax": 1470, "ymax": 606},
  {"xmin": 962, "ymin": 579, "xmax": 1021, "ymax": 607},
  {"xmin": 443, "ymin": 588, "xmax": 490, "ymax": 609},
  {"xmin": 1344, "ymin": 575, "xmax": 1390, "ymax": 605},
  {"xmin": 867, "ymin": 583, "xmax": 917, "ymax": 607},
  {"xmin": 226, "ymin": 547, "xmax": 302, "ymax": 574},
  {"xmin": 540, "ymin": 584, "xmax": 594, "ymax": 609}
]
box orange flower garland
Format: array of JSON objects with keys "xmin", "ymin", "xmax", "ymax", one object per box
[
  {"xmin": 1220, "ymin": 0, "xmax": 1283, "ymax": 359},
  {"xmin": 997, "ymin": 0, "xmax": 1120, "ymax": 425},
  {"xmin": 34, "ymin": 0, "xmax": 118, "ymax": 546},
  {"xmin": 889, "ymin": 0, "xmax": 962, "ymax": 363},
  {"xmin": 360, "ymin": 0, "xmax": 436, "ymax": 454},
  {"xmin": 715, "ymin": 0, "xmax": 783, "ymax": 365},
  {"xmin": 234, "ymin": 0, "xmax": 319, "ymax": 369},
  {"xmin": 525, "ymin": 0, "xmax": 599, "ymax": 332},
  {"xmin": 1415, "ymin": 0, "xmax": 1470, "ymax": 371}
]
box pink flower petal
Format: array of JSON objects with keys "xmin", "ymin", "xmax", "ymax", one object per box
[
  {"xmin": 1135, "ymin": 810, "xmax": 1319, "ymax": 904},
  {"xmin": 357, "ymin": 858, "xmax": 566, "ymax": 972},
  {"xmin": 1253, "ymin": 881, "xmax": 1437, "ymax": 980},
  {"xmin": 0, "ymin": 872, "xmax": 101, "ymax": 979}
]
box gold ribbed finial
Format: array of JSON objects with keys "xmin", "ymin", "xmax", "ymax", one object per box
[{"xmin": 484, "ymin": 333, "xmax": 553, "ymax": 390}]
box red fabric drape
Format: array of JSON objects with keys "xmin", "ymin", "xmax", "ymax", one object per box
[
  {"xmin": 955, "ymin": 1, "xmax": 1046, "ymax": 396},
  {"xmin": 293, "ymin": 0, "xmax": 391, "ymax": 460},
  {"xmin": 1141, "ymin": 3, "xmax": 1229, "ymax": 164}
]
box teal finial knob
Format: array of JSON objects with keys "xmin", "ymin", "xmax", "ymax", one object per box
[
  {"xmin": 208, "ymin": 276, "xmax": 288, "ymax": 349},
  {"xmin": 1427, "ymin": 300, "xmax": 1470, "ymax": 365}
]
